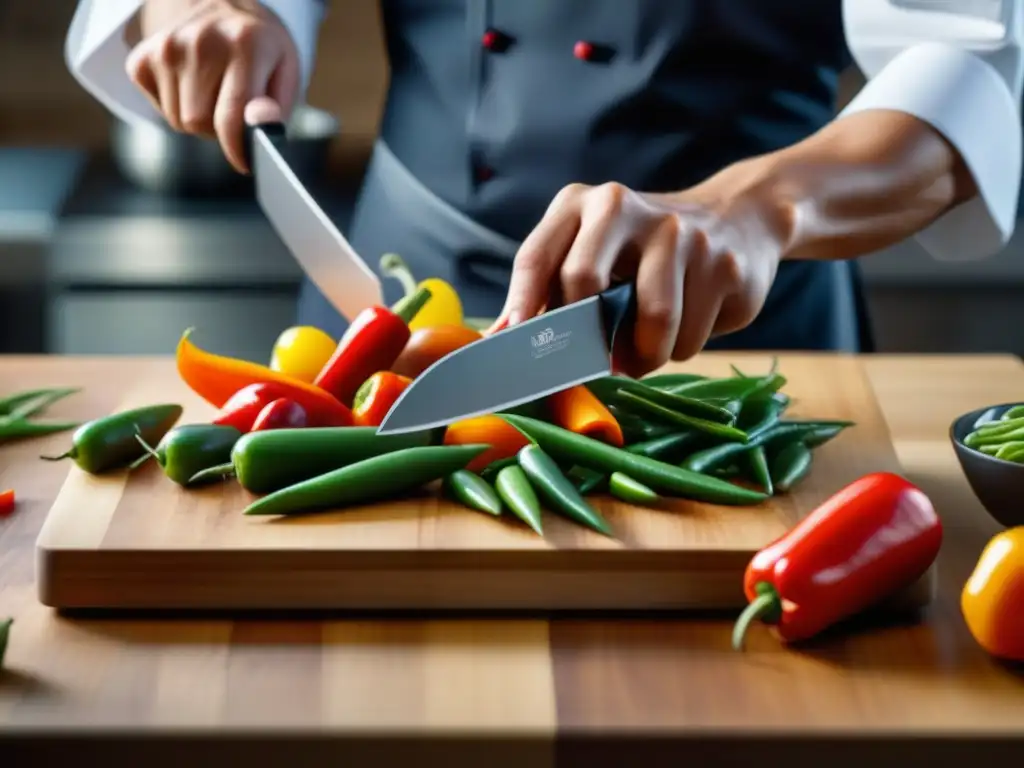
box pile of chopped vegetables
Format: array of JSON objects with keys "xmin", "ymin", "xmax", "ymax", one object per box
[{"xmin": 19, "ymin": 254, "xmax": 855, "ymax": 539}]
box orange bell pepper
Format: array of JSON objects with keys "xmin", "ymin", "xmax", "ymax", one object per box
[
  {"xmin": 443, "ymin": 415, "xmax": 531, "ymax": 473},
  {"xmin": 352, "ymin": 372, "xmax": 412, "ymax": 427},
  {"xmin": 547, "ymin": 384, "xmax": 624, "ymax": 447},
  {"xmin": 961, "ymin": 526, "xmax": 1024, "ymax": 662},
  {"xmin": 176, "ymin": 329, "xmax": 353, "ymax": 426}
]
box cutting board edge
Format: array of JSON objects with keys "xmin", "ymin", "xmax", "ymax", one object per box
[{"xmin": 35, "ymin": 545, "xmax": 937, "ymax": 613}]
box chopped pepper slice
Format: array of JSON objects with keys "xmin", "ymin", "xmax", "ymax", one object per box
[
  {"xmin": 443, "ymin": 414, "xmax": 532, "ymax": 473},
  {"xmin": 251, "ymin": 398, "xmax": 308, "ymax": 431},
  {"xmin": 352, "ymin": 372, "xmax": 412, "ymax": 427},
  {"xmin": 177, "ymin": 329, "xmax": 354, "ymax": 427},
  {"xmin": 546, "ymin": 384, "xmax": 624, "ymax": 447},
  {"xmin": 313, "ymin": 287, "xmax": 432, "ymax": 406},
  {"xmin": 0, "ymin": 489, "xmax": 15, "ymax": 518}
]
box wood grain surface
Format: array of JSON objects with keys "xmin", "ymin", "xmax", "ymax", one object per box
[
  {"xmin": 33, "ymin": 354, "xmax": 910, "ymax": 612},
  {"xmin": 2, "ymin": 354, "xmax": 1024, "ymax": 763}
]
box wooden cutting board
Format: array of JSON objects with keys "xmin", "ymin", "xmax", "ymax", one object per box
[{"xmin": 35, "ymin": 352, "xmax": 931, "ymax": 612}]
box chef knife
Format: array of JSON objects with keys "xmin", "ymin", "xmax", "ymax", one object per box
[
  {"xmin": 244, "ymin": 120, "xmax": 383, "ymax": 321},
  {"xmin": 376, "ymin": 283, "xmax": 636, "ymax": 435}
]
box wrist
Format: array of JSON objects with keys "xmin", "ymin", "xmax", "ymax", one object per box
[{"xmin": 675, "ymin": 151, "xmax": 803, "ymax": 262}]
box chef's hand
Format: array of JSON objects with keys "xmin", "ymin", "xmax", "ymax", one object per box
[
  {"xmin": 491, "ymin": 181, "xmax": 788, "ymax": 377},
  {"xmin": 126, "ymin": 0, "xmax": 300, "ymax": 173}
]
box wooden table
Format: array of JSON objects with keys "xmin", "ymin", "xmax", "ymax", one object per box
[{"xmin": 1, "ymin": 354, "xmax": 1023, "ymax": 766}]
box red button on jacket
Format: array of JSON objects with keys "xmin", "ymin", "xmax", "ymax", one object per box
[{"xmin": 574, "ymin": 41, "xmax": 595, "ymax": 61}]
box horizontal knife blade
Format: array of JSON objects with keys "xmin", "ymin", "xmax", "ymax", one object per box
[{"xmin": 376, "ymin": 295, "xmax": 618, "ymax": 435}]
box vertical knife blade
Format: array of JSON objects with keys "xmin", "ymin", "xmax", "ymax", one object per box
[
  {"xmin": 375, "ymin": 296, "xmax": 616, "ymax": 434},
  {"xmin": 251, "ymin": 127, "xmax": 382, "ymax": 321}
]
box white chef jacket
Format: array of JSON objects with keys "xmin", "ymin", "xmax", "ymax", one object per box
[{"xmin": 65, "ymin": 0, "xmax": 1024, "ymax": 263}]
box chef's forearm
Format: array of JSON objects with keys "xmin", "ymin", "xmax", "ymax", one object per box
[{"xmin": 695, "ymin": 109, "xmax": 978, "ymax": 261}]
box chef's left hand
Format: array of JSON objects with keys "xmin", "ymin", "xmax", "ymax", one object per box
[{"xmin": 491, "ymin": 181, "xmax": 789, "ymax": 377}]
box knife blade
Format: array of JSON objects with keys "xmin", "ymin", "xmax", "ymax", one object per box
[
  {"xmin": 376, "ymin": 283, "xmax": 636, "ymax": 435},
  {"xmin": 245, "ymin": 121, "xmax": 383, "ymax": 321}
]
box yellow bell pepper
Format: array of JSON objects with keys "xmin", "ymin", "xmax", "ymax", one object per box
[
  {"xmin": 380, "ymin": 253, "xmax": 463, "ymax": 330},
  {"xmin": 961, "ymin": 526, "xmax": 1024, "ymax": 662},
  {"xmin": 269, "ymin": 326, "xmax": 337, "ymax": 384}
]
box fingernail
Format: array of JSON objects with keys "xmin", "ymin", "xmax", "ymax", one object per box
[{"xmin": 507, "ymin": 310, "xmax": 523, "ymax": 327}]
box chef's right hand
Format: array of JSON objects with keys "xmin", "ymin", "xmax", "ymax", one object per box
[{"xmin": 126, "ymin": 0, "xmax": 301, "ymax": 173}]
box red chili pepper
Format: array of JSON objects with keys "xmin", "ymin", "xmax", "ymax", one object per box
[
  {"xmin": 213, "ymin": 383, "xmax": 350, "ymax": 432},
  {"xmin": 0, "ymin": 489, "xmax": 15, "ymax": 518},
  {"xmin": 313, "ymin": 287, "xmax": 432, "ymax": 406},
  {"xmin": 732, "ymin": 472, "xmax": 943, "ymax": 650},
  {"xmin": 251, "ymin": 398, "xmax": 308, "ymax": 431},
  {"xmin": 352, "ymin": 372, "xmax": 412, "ymax": 427}
]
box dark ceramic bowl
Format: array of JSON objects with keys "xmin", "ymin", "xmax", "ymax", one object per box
[{"xmin": 950, "ymin": 402, "xmax": 1024, "ymax": 528}]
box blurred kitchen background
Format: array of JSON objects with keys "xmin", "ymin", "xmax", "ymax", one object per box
[{"xmin": 2, "ymin": 1, "xmax": 1023, "ymax": 362}]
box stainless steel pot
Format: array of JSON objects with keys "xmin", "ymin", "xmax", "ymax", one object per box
[{"xmin": 110, "ymin": 105, "xmax": 340, "ymax": 197}]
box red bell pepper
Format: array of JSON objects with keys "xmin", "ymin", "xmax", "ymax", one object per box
[
  {"xmin": 313, "ymin": 287, "xmax": 432, "ymax": 406},
  {"xmin": 251, "ymin": 398, "xmax": 308, "ymax": 431},
  {"xmin": 732, "ymin": 472, "xmax": 943, "ymax": 650},
  {"xmin": 0, "ymin": 489, "xmax": 15, "ymax": 518},
  {"xmin": 213, "ymin": 382, "xmax": 349, "ymax": 432},
  {"xmin": 352, "ymin": 372, "xmax": 412, "ymax": 427}
]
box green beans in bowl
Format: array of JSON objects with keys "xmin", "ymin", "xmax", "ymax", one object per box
[{"xmin": 950, "ymin": 403, "xmax": 1024, "ymax": 528}]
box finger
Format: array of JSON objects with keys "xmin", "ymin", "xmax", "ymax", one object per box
[
  {"xmin": 616, "ymin": 220, "xmax": 683, "ymax": 377},
  {"xmin": 154, "ymin": 64, "xmax": 182, "ymax": 131},
  {"xmin": 125, "ymin": 43, "xmax": 159, "ymax": 100},
  {"xmin": 266, "ymin": 49, "xmax": 301, "ymax": 120},
  {"xmin": 672, "ymin": 230, "xmax": 722, "ymax": 362},
  {"xmin": 144, "ymin": 33, "xmax": 184, "ymax": 131},
  {"xmin": 215, "ymin": 20, "xmax": 281, "ymax": 173},
  {"xmin": 559, "ymin": 185, "xmax": 630, "ymax": 306},
  {"xmin": 178, "ymin": 28, "xmax": 223, "ymax": 136},
  {"xmin": 501, "ymin": 186, "xmax": 584, "ymax": 325},
  {"xmin": 125, "ymin": 53, "xmax": 164, "ymax": 117}
]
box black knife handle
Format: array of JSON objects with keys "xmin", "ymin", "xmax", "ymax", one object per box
[
  {"xmin": 597, "ymin": 282, "xmax": 636, "ymax": 351},
  {"xmin": 243, "ymin": 121, "xmax": 287, "ymax": 175}
]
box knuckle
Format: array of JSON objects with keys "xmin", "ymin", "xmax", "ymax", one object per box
[
  {"xmin": 589, "ymin": 181, "xmax": 627, "ymax": 218},
  {"xmin": 641, "ymin": 300, "xmax": 677, "ymax": 333},
  {"xmin": 180, "ymin": 114, "xmax": 211, "ymax": 134},
  {"xmin": 551, "ymin": 182, "xmax": 588, "ymax": 211},
  {"xmin": 560, "ymin": 261, "xmax": 603, "ymax": 294},
  {"xmin": 223, "ymin": 17, "xmax": 259, "ymax": 52},
  {"xmin": 154, "ymin": 32, "xmax": 184, "ymax": 66},
  {"xmin": 714, "ymin": 249, "xmax": 746, "ymax": 289},
  {"xmin": 182, "ymin": 22, "xmax": 220, "ymax": 58}
]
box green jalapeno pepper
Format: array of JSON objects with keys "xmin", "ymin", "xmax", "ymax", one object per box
[
  {"xmin": 608, "ymin": 472, "xmax": 660, "ymax": 506},
  {"xmin": 517, "ymin": 445, "xmax": 613, "ymax": 536},
  {"xmin": 244, "ymin": 443, "xmax": 489, "ymax": 517},
  {"xmin": 189, "ymin": 426, "xmax": 435, "ymax": 493},
  {"xmin": 40, "ymin": 403, "xmax": 183, "ymax": 474},
  {"xmin": 495, "ymin": 464, "xmax": 544, "ymax": 535},
  {"xmin": 614, "ymin": 390, "xmax": 749, "ymax": 443},
  {"xmin": 500, "ymin": 415, "xmax": 768, "ymax": 506},
  {"xmin": 133, "ymin": 424, "xmax": 243, "ymax": 486},
  {"xmin": 444, "ymin": 469, "xmax": 503, "ymax": 516},
  {"xmin": 769, "ymin": 441, "xmax": 814, "ymax": 493}
]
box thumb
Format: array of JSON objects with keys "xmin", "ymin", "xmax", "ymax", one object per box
[{"xmin": 244, "ymin": 96, "xmax": 284, "ymax": 126}]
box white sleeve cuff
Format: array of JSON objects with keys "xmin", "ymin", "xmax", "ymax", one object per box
[
  {"xmin": 841, "ymin": 42, "xmax": 1022, "ymax": 262},
  {"xmin": 259, "ymin": 0, "xmax": 324, "ymax": 104},
  {"xmin": 64, "ymin": 0, "xmax": 323, "ymax": 129}
]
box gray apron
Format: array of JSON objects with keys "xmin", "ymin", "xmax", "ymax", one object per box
[{"xmin": 296, "ymin": 139, "xmax": 870, "ymax": 353}]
